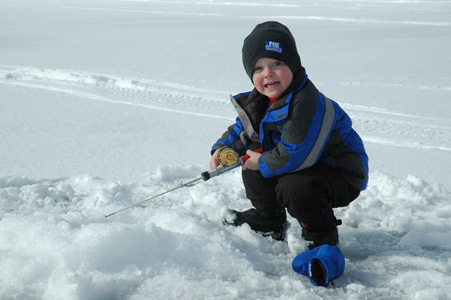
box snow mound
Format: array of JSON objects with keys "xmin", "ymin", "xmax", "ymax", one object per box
[{"xmin": 1, "ymin": 170, "xmax": 450, "ymax": 299}]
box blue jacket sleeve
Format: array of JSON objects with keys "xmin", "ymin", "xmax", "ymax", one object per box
[{"xmin": 211, "ymin": 117, "xmax": 249, "ymax": 156}]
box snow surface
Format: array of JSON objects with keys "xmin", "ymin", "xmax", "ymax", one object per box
[{"xmin": 1, "ymin": 0, "xmax": 451, "ymax": 299}]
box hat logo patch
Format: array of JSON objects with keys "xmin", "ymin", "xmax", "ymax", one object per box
[{"xmin": 265, "ymin": 41, "xmax": 282, "ymax": 53}]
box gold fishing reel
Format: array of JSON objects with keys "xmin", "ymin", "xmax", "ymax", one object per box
[{"xmin": 216, "ymin": 147, "xmax": 240, "ymax": 166}]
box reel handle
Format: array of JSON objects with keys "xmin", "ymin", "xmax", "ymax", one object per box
[{"xmin": 241, "ymin": 148, "xmax": 263, "ymax": 163}]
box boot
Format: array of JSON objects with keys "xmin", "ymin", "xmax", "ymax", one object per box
[
  {"xmin": 292, "ymin": 244, "xmax": 345, "ymax": 287},
  {"xmin": 301, "ymin": 219, "xmax": 342, "ymax": 250},
  {"xmin": 223, "ymin": 208, "xmax": 289, "ymax": 241}
]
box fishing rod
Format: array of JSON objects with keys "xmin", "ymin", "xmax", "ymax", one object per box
[{"xmin": 104, "ymin": 148, "xmax": 262, "ymax": 218}]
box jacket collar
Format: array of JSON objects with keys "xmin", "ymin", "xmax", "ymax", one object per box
[
  {"xmin": 268, "ymin": 71, "xmax": 308, "ymax": 110},
  {"xmin": 231, "ymin": 70, "xmax": 308, "ymax": 118}
]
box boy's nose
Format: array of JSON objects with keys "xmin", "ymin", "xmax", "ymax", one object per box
[{"xmin": 263, "ymin": 67, "xmax": 274, "ymax": 77}]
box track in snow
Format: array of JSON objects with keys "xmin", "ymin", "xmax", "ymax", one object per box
[
  {"xmin": 0, "ymin": 65, "xmax": 234, "ymax": 121},
  {"xmin": 1, "ymin": 65, "xmax": 450, "ymax": 153}
]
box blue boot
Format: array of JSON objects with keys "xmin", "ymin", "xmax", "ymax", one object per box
[{"xmin": 292, "ymin": 244, "xmax": 345, "ymax": 287}]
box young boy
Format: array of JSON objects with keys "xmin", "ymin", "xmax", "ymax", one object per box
[{"xmin": 209, "ymin": 21, "xmax": 368, "ymax": 249}]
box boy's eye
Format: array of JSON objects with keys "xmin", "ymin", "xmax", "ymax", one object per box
[
  {"xmin": 273, "ymin": 61, "xmax": 282, "ymax": 67},
  {"xmin": 253, "ymin": 66, "xmax": 263, "ymax": 72}
]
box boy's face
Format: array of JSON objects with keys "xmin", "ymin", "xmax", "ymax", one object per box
[{"xmin": 252, "ymin": 58, "xmax": 293, "ymax": 99}]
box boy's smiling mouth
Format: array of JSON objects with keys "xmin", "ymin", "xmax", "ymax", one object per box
[{"xmin": 265, "ymin": 81, "xmax": 280, "ymax": 88}]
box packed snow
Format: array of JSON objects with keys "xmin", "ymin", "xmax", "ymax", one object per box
[{"xmin": 1, "ymin": 0, "xmax": 451, "ymax": 299}]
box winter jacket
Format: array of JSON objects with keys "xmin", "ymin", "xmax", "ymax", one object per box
[{"xmin": 212, "ymin": 72, "xmax": 369, "ymax": 191}]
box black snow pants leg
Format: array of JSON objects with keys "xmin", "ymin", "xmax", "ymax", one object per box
[
  {"xmin": 242, "ymin": 164, "xmax": 360, "ymax": 233},
  {"xmin": 242, "ymin": 169, "xmax": 283, "ymax": 215}
]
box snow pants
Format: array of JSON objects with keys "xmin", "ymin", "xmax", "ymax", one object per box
[{"xmin": 242, "ymin": 164, "xmax": 360, "ymax": 233}]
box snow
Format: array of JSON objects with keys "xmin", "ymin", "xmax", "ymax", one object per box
[{"xmin": 1, "ymin": 0, "xmax": 451, "ymax": 299}]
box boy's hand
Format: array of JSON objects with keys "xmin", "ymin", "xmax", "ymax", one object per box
[
  {"xmin": 209, "ymin": 149, "xmax": 220, "ymax": 169},
  {"xmin": 242, "ymin": 150, "xmax": 262, "ymax": 170}
]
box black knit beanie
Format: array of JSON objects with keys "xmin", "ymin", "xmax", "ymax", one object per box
[{"xmin": 242, "ymin": 21, "xmax": 302, "ymax": 82}]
